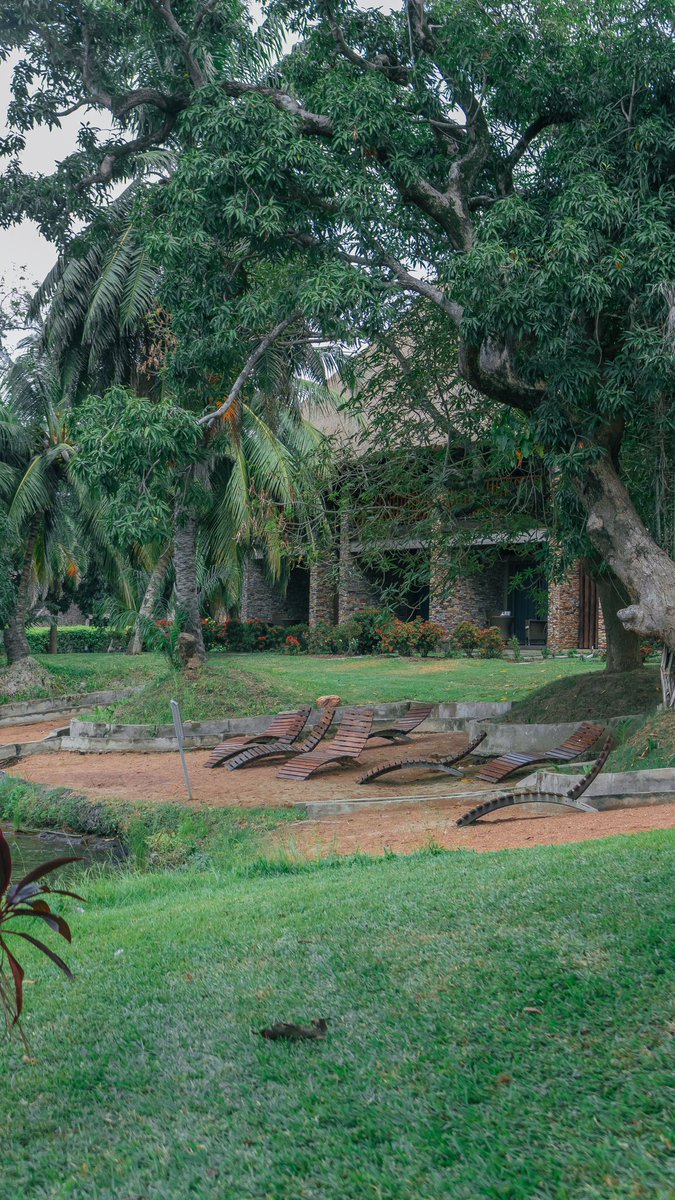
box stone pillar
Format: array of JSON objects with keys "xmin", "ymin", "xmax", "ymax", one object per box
[
  {"xmin": 240, "ymin": 559, "xmax": 278, "ymax": 621},
  {"xmin": 337, "ymin": 514, "xmax": 380, "ymax": 622},
  {"xmin": 547, "ymin": 563, "xmax": 581, "ymax": 651},
  {"xmin": 309, "ymin": 557, "xmax": 337, "ymax": 628}
]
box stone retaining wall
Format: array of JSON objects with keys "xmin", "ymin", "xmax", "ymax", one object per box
[{"xmin": 0, "ymin": 688, "xmax": 139, "ymax": 728}]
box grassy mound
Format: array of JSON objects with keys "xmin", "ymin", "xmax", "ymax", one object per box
[
  {"xmin": 2, "ymin": 832, "xmax": 673, "ymax": 1198},
  {"xmin": 608, "ymin": 708, "xmax": 675, "ymax": 772},
  {"xmin": 97, "ymin": 655, "xmax": 295, "ymax": 724},
  {"xmin": 505, "ymin": 666, "xmax": 661, "ymax": 723}
]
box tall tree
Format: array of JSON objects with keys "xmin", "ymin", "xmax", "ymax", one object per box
[{"xmin": 2, "ymin": 0, "xmax": 673, "ymax": 672}]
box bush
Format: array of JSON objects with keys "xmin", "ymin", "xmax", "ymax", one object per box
[
  {"xmin": 379, "ymin": 618, "xmax": 446, "ymax": 657},
  {"xmin": 26, "ymin": 625, "xmax": 113, "ymax": 653},
  {"xmin": 307, "ymin": 622, "xmax": 348, "ymax": 654},
  {"xmin": 450, "ymin": 621, "xmax": 482, "ymax": 656},
  {"xmin": 201, "ymin": 617, "xmax": 309, "ymax": 653},
  {"xmin": 476, "ymin": 626, "xmax": 505, "ymax": 659},
  {"xmin": 340, "ymin": 607, "xmax": 394, "ymax": 654}
]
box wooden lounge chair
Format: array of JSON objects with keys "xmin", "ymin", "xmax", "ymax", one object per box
[
  {"xmin": 456, "ymin": 735, "xmax": 615, "ymax": 826},
  {"xmin": 277, "ymin": 707, "xmax": 374, "ymax": 781},
  {"xmin": 367, "ymin": 702, "xmax": 434, "ymax": 743},
  {"xmin": 204, "ymin": 707, "xmax": 312, "ymax": 769},
  {"xmin": 358, "ymin": 730, "xmax": 487, "ymax": 784},
  {"xmin": 225, "ymin": 705, "xmax": 337, "ymax": 771},
  {"xmin": 474, "ymin": 722, "xmax": 605, "ymax": 785}
]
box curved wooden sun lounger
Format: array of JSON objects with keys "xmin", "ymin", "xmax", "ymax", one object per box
[
  {"xmin": 276, "ymin": 707, "xmax": 374, "ymax": 781},
  {"xmin": 474, "ymin": 722, "xmax": 605, "ymax": 785},
  {"xmin": 357, "ymin": 730, "xmax": 487, "ymax": 785},
  {"xmin": 204, "ymin": 707, "xmax": 312, "ymax": 769},
  {"xmin": 456, "ymin": 735, "xmax": 615, "ymax": 826},
  {"xmin": 225, "ymin": 705, "xmax": 337, "ymax": 771},
  {"xmin": 367, "ymin": 703, "xmax": 434, "ymax": 743}
]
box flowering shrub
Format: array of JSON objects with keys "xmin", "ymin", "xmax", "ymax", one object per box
[
  {"xmin": 450, "ymin": 621, "xmax": 482, "ymax": 656},
  {"xmin": 201, "ymin": 617, "xmax": 309, "ymax": 652},
  {"xmin": 341, "ymin": 607, "xmax": 395, "ymax": 654},
  {"xmin": 476, "ymin": 626, "xmax": 505, "ymax": 659},
  {"xmin": 284, "ymin": 634, "xmax": 302, "ymax": 654},
  {"xmin": 380, "ymin": 618, "xmax": 446, "ymax": 657},
  {"xmin": 450, "ymin": 621, "xmax": 504, "ymax": 658}
]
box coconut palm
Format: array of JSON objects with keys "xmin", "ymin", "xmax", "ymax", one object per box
[{"xmin": 0, "ymin": 345, "xmax": 134, "ymax": 663}]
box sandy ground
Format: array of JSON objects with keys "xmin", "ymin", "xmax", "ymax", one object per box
[
  {"xmin": 5, "ymin": 729, "xmax": 675, "ymax": 856},
  {"xmin": 270, "ymin": 797, "xmax": 675, "ymax": 856},
  {"xmin": 0, "ymin": 718, "xmax": 69, "ymax": 744}
]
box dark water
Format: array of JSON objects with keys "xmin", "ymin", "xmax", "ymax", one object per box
[{"xmin": 2, "ymin": 825, "xmax": 125, "ymax": 880}]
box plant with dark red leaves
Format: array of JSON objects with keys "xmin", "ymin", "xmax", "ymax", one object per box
[{"xmin": 0, "ymin": 829, "xmax": 83, "ymax": 1045}]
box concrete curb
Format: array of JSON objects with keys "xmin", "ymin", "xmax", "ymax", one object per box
[{"xmin": 0, "ymin": 688, "xmax": 140, "ymax": 728}]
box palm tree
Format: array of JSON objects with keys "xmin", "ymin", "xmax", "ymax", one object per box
[
  {"xmin": 20, "ymin": 188, "xmax": 339, "ymax": 660},
  {"xmin": 0, "ymin": 345, "xmax": 133, "ymax": 663}
]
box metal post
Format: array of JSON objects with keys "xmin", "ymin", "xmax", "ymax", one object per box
[{"xmin": 170, "ymin": 700, "xmax": 193, "ymax": 801}]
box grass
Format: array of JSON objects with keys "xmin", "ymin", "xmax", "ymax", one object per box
[
  {"xmin": 0, "ymin": 775, "xmax": 302, "ymax": 870},
  {"xmin": 88, "ymin": 658, "xmax": 291, "ymax": 724},
  {"xmin": 606, "ymin": 709, "xmax": 675, "ymax": 773},
  {"xmin": 2, "ymin": 651, "xmax": 659, "ymax": 729},
  {"xmin": 212, "ymin": 651, "xmax": 605, "ymax": 707},
  {"xmin": 506, "ymin": 666, "xmax": 662, "ymax": 724},
  {"xmin": 1, "ymin": 832, "xmax": 672, "ymax": 1198},
  {"xmin": 30, "ymin": 651, "xmax": 164, "ymax": 696}
]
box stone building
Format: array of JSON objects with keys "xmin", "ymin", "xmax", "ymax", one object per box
[{"xmin": 239, "ymin": 364, "xmax": 605, "ymax": 650}]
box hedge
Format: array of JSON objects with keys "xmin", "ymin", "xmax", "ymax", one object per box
[{"xmin": 26, "ymin": 625, "xmax": 113, "ymax": 653}]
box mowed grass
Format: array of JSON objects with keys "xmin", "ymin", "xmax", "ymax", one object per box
[
  {"xmin": 2, "ymin": 832, "xmax": 673, "ymax": 1199},
  {"xmin": 224, "ymin": 652, "xmax": 604, "ymax": 707}
]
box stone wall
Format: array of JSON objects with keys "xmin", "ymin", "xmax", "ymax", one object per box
[
  {"xmin": 337, "ymin": 517, "xmax": 381, "ymax": 622},
  {"xmin": 429, "ymin": 560, "xmax": 507, "ymax": 632},
  {"xmin": 309, "ymin": 557, "xmax": 338, "ymax": 627},
  {"xmin": 241, "ymin": 560, "xmax": 309, "ymax": 624},
  {"xmin": 547, "ymin": 564, "xmax": 581, "ymax": 650}
]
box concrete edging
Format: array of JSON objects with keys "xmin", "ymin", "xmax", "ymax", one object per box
[{"xmin": 0, "ymin": 688, "xmax": 139, "ymax": 728}]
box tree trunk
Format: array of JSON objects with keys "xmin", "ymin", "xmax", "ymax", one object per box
[
  {"xmin": 48, "ymin": 621, "xmax": 58, "ymax": 655},
  {"xmin": 576, "ymin": 455, "xmax": 675, "ymax": 651},
  {"xmin": 127, "ymin": 542, "xmax": 174, "ymax": 655},
  {"xmin": 593, "ymin": 572, "xmax": 643, "ymax": 674},
  {"xmin": 3, "ymin": 523, "xmax": 39, "ymax": 665},
  {"xmin": 173, "ymin": 511, "xmax": 205, "ymax": 660}
]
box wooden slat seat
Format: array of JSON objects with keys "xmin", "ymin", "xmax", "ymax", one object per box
[
  {"xmin": 367, "ymin": 703, "xmax": 434, "ymax": 743},
  {"xmin": 204, "ymin": 707, "xmax": 311, "ymax": 769},
  {"xmin": 474, "ymin": 722, "xmax": 605, "ymax": 785},
  {"xmin": 358, "ymin": 731, "xmax": 487, "ymax": 784},
  {"xmin": 277, "ymin": 708, "xmax": 374, "ymax": 781},
  {"xmin": 457, "ymin": 735, "xmax": 615, "ymax": 826},
  {"xmin": 226, "ymin": 706, "xmax": 337, "ymax": 771}
]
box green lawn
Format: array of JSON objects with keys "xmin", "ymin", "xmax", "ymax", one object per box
[
  {"xmin": 211, "ymin": 651, "xmax": 605, "ymax": 707},
  {"xmin": 2, "ymin": 833, "xmax": 673, "ymax": 1199}
]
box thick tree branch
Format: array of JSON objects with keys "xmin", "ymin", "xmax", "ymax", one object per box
[
  {"xmin": 80, "ymin": 114, "xmax": 178, "ymax": 187},
  {"xmin": 198, "ymin": 314, "xmax": 301, "ymax": 428},
  {"xmin": 148, "ymin": 0, "xmax": 206, "ymax": 88}
]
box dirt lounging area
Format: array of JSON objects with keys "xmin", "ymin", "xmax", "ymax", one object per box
[
  {"xmin": 0, "ymin": 718, "xmax": 69, "ymax": 744},
  {"xmin": 5, "ymin": 728, "xmax": 675, "ymax": 856}
]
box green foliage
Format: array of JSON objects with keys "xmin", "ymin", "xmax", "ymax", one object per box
[
  {"xmin": 201, "ymin": 617, "xmax": 309, "ymax": 653},
  {"xmin": 26, "ymin": 625, "xmax": 112, "ymax": 654},
  {"xmin": 378, "ymin": 618, "xmax": 446, "ymax": 657},
  {"xmin": 73, "ymin": 388, "xmax": 203, "ymax": 547}
]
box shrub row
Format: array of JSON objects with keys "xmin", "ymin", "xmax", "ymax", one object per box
[
  {"xmin": 306, "ymin": 608, "xmax": 447, "ymax": 657},
  {"xmin": 200, "ymin": 617, "xmax": 310, "ymax": 653},
  {"xmin": 446, "ymin": 621, "xmax": 505, "ymax": 658},
  {"xmin": 26, "ymin": 625, "xmax": 113, "ymax": 653}
]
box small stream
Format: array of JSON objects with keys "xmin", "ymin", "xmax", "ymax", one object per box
[{"xmin": 2, "ymin": 825, "xmax": 126, "ymax": 879}]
